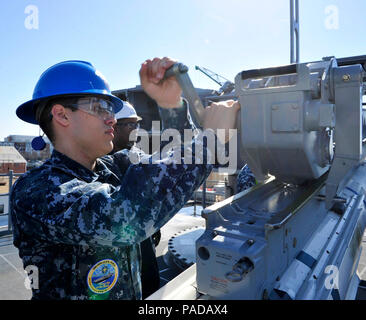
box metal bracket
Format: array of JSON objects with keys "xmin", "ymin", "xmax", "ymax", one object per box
[{"xmin": 325, "ymin": 64, "xmax": 364, "ymax": 209}]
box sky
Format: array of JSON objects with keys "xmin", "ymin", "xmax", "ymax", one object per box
[{"xmin": 0, "ymin": 0, "xmax": 365, "ymax": 140}]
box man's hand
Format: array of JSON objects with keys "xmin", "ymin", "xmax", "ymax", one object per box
[
  {"xmin": 203, "ymin": 100, "xmax": 241, "ymax": 144},
  {"xmin": 139, "ymin": 57, "xmax": 182, "ymax": 109}
]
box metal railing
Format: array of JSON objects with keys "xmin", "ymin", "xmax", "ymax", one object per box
[
  {"xmin": 191, "ymin": 179, "xmax": 228, "ymax": 216},
  {"xmin": 0, "ymin": 170, "xmax": 22, "ymax": 236}
]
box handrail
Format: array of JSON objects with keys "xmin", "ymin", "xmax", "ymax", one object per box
[{"xmin": 0, "ymin": 170, "xmax": 23, "ymax": 235}]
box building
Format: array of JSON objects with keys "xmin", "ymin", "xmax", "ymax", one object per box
[
  {"xmin": 0, "ymin": 145, "xmax": 27, "ymax": 174},
  {"xmin": 3, "ymin": 135, "xmax": 52, "ymax": 162}
]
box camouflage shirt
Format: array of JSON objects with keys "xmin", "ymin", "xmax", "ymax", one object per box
[
  {"xmin": 236, "ymin": 164, "xmax": 256, "ymax": 193},
  {"xmin": 10, "ymin": 102, "xmax": 213, "ymax": 300}
]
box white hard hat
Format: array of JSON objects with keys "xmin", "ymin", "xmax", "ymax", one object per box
[{"xmin": 115, "ymin": 101, "xmax": 142, "ymax": 121}]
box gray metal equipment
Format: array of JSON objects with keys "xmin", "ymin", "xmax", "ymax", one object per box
[
  {"xmin": 165, "ymin": 55, "xmax": 366, "ymax": 300},
  {"xmin": 196, "ymin": 55, "xmax": 366, "ymax": 300}
]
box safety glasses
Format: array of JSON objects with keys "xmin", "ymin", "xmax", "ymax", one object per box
[
  {"xmin": 68, "ymin": 97, "xmax": 116, "ymax": 121},
  {"xmin": 115, "ymin": 122, "xmax": 140, "ymax": 129}
]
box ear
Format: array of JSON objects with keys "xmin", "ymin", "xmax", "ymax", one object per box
[{"xmin": 51, "ymin": 104, "xmax": 70, "ymax": 127}]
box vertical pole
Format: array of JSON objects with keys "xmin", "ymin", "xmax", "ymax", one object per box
[
  {"xmin": 295, "ymin": 0, "xmax": 300, "ymax": 63},
  {"xmin": 202, "ymin": 180, "xmax": 207, "ymax": 209},
  {"xmin": 193, "ymin": 190, "xmax": 197, "ymax": 217},
  {"xmin": 290, "ymin": 0, "xmax": 300, "ymax": 63},
  {"xmin": 8, "ymin": 170, "xmax": 13, "ymax": 231},
  {"xmin": 290, "ymin": 0, "xmax": 294, "ymax": 63}
]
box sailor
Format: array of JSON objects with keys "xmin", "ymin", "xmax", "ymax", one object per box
[
  {"xmin": 10, "ymin": 57, "xmax": 240, "ymax": 300},
  {"xmin": 112, "ymin": 101, "xmax": 142, "ymax": 151},
  {"xmin": 111, "ymin": 101, "xmax": 161, "ymax": 299}
]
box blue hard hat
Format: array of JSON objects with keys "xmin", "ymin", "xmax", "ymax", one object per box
[{"xmin": 16, "ymin": 60, "xmax": 124, "ymax": 124}]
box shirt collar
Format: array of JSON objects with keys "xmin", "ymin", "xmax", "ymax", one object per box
[{"xmin": 47, "ymin": 149, "xmax": 99, "ymax": 183}]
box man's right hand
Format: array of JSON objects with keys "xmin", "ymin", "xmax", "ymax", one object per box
[{"xmin": 139, "ymin": 57, "xmax": 183, "ymax": 109}]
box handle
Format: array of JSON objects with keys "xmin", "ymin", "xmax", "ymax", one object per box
[{"xmin": 164, "ymin": 63, "xmax": 206, "ymax": 129}]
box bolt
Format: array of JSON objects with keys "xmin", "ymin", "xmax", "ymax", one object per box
[
  {"xmin": 292, "ymin": 237, "xmax": 297, "ymax": 248},
  {"xmin": 342, "ymin": 74, "xmax": 351, "ymax": 82}
]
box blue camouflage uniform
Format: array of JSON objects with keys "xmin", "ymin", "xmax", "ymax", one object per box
[
  {"xmin": 236, "ymin": 164, "xmax": 256, "ymax": 193},
  {"xmin": 10, "ymin": 102, "xmax": 213, "ymax": 300}
]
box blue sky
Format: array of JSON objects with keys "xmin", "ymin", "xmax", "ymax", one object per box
[{"xmin": 1, "ymin": 0, "xmax": 365, "ymax": 140}]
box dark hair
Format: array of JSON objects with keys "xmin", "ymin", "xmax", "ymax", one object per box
[{"xmin": 37, "ymin": 97, "xmax": 79, "ymax": 144}]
